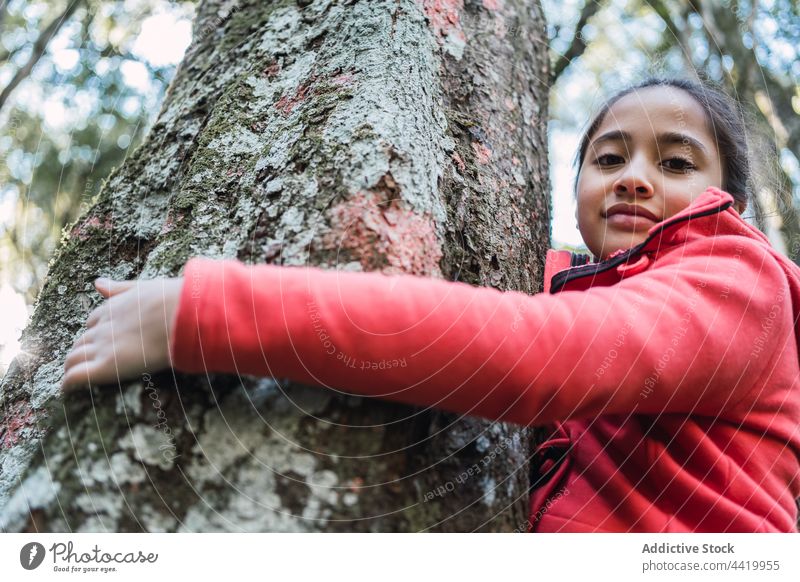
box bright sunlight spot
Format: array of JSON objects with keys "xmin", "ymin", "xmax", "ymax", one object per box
[
  {"xmin": 0, "ymin": 282, "xmax": 29, "ymax": 372},
  {"xmin": 131, "ymin": 12, "xmax": 193, "ymax": 67}
]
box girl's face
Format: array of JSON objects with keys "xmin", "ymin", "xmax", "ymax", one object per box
[{"xmin": 575, "ymin": 87, "xmax": 728, "ymax": 260}]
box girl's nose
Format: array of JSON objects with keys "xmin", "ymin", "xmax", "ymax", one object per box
[{"xmin": 613, "ymin": 161, "xmax": 654, "ymax": 197}]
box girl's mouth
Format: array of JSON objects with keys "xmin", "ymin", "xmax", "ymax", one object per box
[{"xmin": 605, "ymin": 213, "xmax": 657, "ymax": 230}]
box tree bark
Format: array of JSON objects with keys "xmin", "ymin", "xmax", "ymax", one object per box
[{"xmin": 0, "ymin": 0, "xmax": 550, "ymax": 532}]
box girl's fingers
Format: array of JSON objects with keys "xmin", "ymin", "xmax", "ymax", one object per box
[
  {"xmin": 64, "ymin": 344, "xmax": 94, "ymax": 370},
  {"xmin": 86, "ymin": 304, "xmax": 109, "ymax": 328},
  {"xmin": 94, "ymin": 278, "xmax": 136, "ymax": 299},
  {"xmin": 62, "ymin": 361, "xmax": 96, "ymax": 392},
  {"xmin": 68, "ymin": 326, "xmax": 98, "ymax": 353},
  {"xmin": 62, "ymin": 353, "xmax": 118, "ymax": 392}
]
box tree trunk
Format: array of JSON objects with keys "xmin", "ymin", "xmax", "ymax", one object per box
[{"xmin": 0, "ymin": 0, "xmax": 550, "ymax": 532}]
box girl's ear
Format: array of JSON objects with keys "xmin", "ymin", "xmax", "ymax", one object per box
[{"xmin": 734, "ymin": 200, "xmax": 747, "ymax": 215}]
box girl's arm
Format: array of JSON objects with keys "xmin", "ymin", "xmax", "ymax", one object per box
[{"xmin": 171, "ymin": 235, "xmax": 792, "ymax": 426}]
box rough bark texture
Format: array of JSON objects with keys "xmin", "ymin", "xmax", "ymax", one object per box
[{"xmin": 0, "ymin": 0, "xmax": 550, "ymax": 532}]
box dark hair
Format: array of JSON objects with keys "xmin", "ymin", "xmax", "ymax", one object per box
[{"xmin": 573, "ymin": 77, "xmax": 751, "ymax": 211}]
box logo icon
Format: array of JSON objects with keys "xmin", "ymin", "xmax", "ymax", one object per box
[{"xmin": 20, "ymin": 542, "xmax": 46, "ymax": 570}]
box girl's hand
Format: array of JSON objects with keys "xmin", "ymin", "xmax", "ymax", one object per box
[{"xmin": 61, "ymin": 276, "xmax": 184, "ymax": 392}]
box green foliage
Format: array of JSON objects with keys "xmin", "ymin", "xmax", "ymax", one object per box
[{"xmin": 0, "ymin": 0, "xmax": 193, "ymax": 304}]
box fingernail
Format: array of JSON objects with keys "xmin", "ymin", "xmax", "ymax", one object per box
[{"xmin": 95, "ymin": 277, "xmax": 108, "ymax": 285}]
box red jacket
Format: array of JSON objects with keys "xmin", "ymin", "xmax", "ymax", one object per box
[{"xmin": 170, "ymin": 187, "xmax": 800, "ymax": 532}]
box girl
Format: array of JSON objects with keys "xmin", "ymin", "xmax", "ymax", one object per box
[{"xmin": 62, "ymin": 77, "xmax": 800, "ymax": 533}]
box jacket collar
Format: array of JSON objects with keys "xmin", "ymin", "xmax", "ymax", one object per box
[{"xmin": 545, "ymin": 187, "xmax": 749, "ymax": 293}]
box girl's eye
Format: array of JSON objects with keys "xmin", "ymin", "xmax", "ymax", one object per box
[
  {"xmin": 662, "ymin": 157, "xmax": 696, "ymax": 172},
  {"xmin": 596, "ymin": 154, "xmax": 624, "ymax": 166}
]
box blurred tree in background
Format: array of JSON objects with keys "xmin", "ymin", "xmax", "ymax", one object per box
[
  {"xmin": 0, "ymin": 0, "xmax": 193, "ymax": 372},
  {"xmin": 1, "ymin": 0, "xmax": 799, "ymax": 376}
]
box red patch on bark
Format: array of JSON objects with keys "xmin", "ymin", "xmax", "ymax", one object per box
[
  {"xmin": 482, "ymin": 0, "xmax": 501, "ymax": 10},
  {"xmin": 0, "ymin": 401, "xmax": 38, "ymax": 449},
  {"xmin": 275, "ymin": 79, "xmax": 315, "ymax": 115},
  {"xmin": 323, "ymin": 179, "xmax": 443, "ymax": 277},
  {"xmin": 160, "ymin": 211, "xmax": 185, "ymax": 236},
  {"xmin": 263, "ymin": 61, "xmax": 281, "ymax": 78},
  {"xmin": 71, "ymin": 213, "xmax": 113, "ymax": 241},
  {"xmin": 225, "ymin": 165, "xmax": 246, "ymax": 178},
  {"xmin": 250, "ymin": 120, "xmax": 268, "ymax": 133},
  {"xmin": 471, "ymin": 141, "xmax": 492, "ymax": 164},
  {"xmin": 274, "ymin": 70, "xmax": 356, "ymax": 116},
  {"xmin": 332, "ymin": 73, "xmax": 354, "ymax": 86},
  {"xmin": 421, "ymin": 0, "xmax": 466, "ymax": 43},
  {"xmin": 451, "ymin": 152, "xmax": 466, "ymax": 172}
]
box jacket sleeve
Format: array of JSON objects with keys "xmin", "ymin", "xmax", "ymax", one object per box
[{"xmin": 169, "ymin": 235, "xmax": 792, "ymax": 426}]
